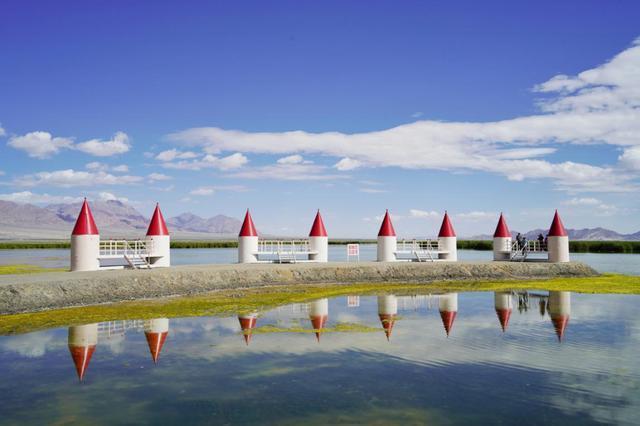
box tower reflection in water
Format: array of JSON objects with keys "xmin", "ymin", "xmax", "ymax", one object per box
[
  {"xmin": 438, "ymin": 293, "xmax": 458, "ymax": 337},
  {"xmin": 68, "ymin": 324, "xmax": 98, "ymax": 382},
  {"xmin": 548, "ymin": 291, "xmax": 571, "ymax": 342},
  {"xmin": 494, "ymin": 292, "xmax": 513, "ymax": 333},
  {"xmin": 377, "ymin": 295, "xmax": 397, "ymax": 341},
  {"xmin": 144, "ymin": 318, "xmax": 169, "ymax": 364},
  {"xmin": 238, "ymin": 313, "xmax": 258, "ymax": 345},
  {"xmin": 308, "ymin": 298, "xmax": 328, "ymax": 342}
]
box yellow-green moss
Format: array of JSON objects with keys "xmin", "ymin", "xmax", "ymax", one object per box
[
  {"xmin": 0, "ymin": 264, "xmax": 66, "ymax": 275},
  {"xmin": 0, "ymin": 273, "xmax": 639, "ymax": 336},
  {"xmin": 252, "ymin": 323, "xmax": 379, "ymax": 334}
]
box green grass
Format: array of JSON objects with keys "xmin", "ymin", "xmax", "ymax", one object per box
[
  {"xmin": 0, "ymin": 264, "xmax": 66, "ymax": 275},
  {"xmin": 1, "ymin": 273, "xmax": 638, "ymax": 336}
]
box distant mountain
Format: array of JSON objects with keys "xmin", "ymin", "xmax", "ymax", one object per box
[
  {"xmin": 0, "ymin": 200, "xmax": 241, "ymax": 239},
  {"xmin": 471, "ymin": 227, "xmax": 639, "ymax": 241}
]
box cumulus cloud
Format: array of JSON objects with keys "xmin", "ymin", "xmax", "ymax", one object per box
[
  {"xmin": 147, "ymin": 173, "xmax": 172, "ymax": 181},
  {"xmin": 161, "ymin": 153, "xmax": 248, "ymax": 171},
  {"xmin": 190, "ymin": 187, "xmax": 215, "ymax": 196},
  {"xmin": 112, "ymin": 164, "xmax": 129, "ymax": 173},
  {"xmin": 85, "ymin": 162, "xmax": 129, "ymax": 173},
  {"xmin": 0, "ymin": 191, "xmax": 84, "ymax": 204},
  {"xmin": 0, "ymin": 123, "xmax": 5, "ymax": 137},
  {"xmin": 563, "ymin": 197, "xmax": 618, "ymax": 216},
  {"xmin": 189, "ymin": 185, "xmax": 246, "ymax": 196},
  {"xmin": 8, "ymin": 131, "xmax": 74, "ymax": 159},
  {"xmin": 98, "ymin": 191, "xmax": 129, "ymax": 203},
  {"xmin": 277, "ymin": 154, "xmax": 312, "ymax": 165},
  {"xmin": 228, "ymin": 162, "xmax": 342, "ymax": 181},
  {"xmin": 14, "ymin": 169, "xmax": 143, "ymax": 187},
  {"xmin": 156, "ymin": 149, "xmax": 199, "ymax": 162},
  {"xmin": 455, "ymin": 211, "xmax": 497, "ymax": 221},
  {"xmin": 409, "ymin": 209, "xmax": 439, "ymax": 218},
  {"xmin": 75, "ymin": 131, "xmax": 131, "ymax": 157},
  {"xmin": 167, "ymin": 39, "xmax": 640, "ymax": 192},
  {"xmin": 618, "ymin": 146, "xmax": 640, "ymax": 170}
]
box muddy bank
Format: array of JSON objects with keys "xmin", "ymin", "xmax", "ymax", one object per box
[{"xmin": 0, "ymin": 261, "xmax": 597, "ymax": 315}]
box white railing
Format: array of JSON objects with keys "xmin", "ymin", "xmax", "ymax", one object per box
[
  {"xmin": 397, "ymin": 239, "xmax": 442, "ymax": 253},
  {"xmin": 511, "ymin": 240, "xmax": 546, "ymax": 253},
  {"xmin": 99, "ymin": 239, "xmax": 152, "ymax": 257},
  {"xmin": 257, "ymin": 239, "xmax": 312, "ymax": 254}
]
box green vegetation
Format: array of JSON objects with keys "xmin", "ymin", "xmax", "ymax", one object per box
[
  {"xmin": 1, "ymin": 239, "xmax": 639, "ymax": 253},
  {"xmin": 0, "ymin": 264, "xmax": 66, "ymax": 275},
  {"xmin": 252, "ymin": 323, "xmax": 379, "ymax": 334},
  {"xmin": 1, "ymin": 274, "xmax": 639, "ymax": 336}
]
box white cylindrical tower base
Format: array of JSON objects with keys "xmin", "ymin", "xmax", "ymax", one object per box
[
  {"xmin": 494, "ymin": 292, "xmax": 513, "ymax": 311},
  {"xmin": 439, "ymin": 293, "xmax": 458, "ymax": 312},
  {"xmin": 547, "ymin": 236, "xmax": 569, "ymax": 263},
  {"xmin": 146, "ymin": 235, "xmax": 170, "ymax": 267},
  {"xmin": 377, "ymin": 236, "xmax": 397, "ymax": 262},
  {"xmin": 144, "ymin": 318, "xmax": 169, "ymax": 334},
  {"xmin": 549, "ymin": 291, "xmax": 571, "ymax": 317},
  {"xmin": 377, "ymin": 295, "xmax": 398, "ymax": 315},
  {"xmin": 68, "ymin": 323, "xmax": 99, "ymax": 346},
  {"xmin": 309, "ymin": 236, "xmax": 328, "ymax": 262},
  {"xmin": 70, "ymin": 235, "xmax": 100, "ymax": 272},
  {"xmin": 493, "ymin": 237, "xmax": 511, "ymax": 261},
  {"xmin": 238, "ymin": 236, "xmax": 259, "ymax": 263},
  {"xmin": 438, "ymin": 237, "xmax": 457, "ymax": 261},
  {"xmin": 310, "ymin": 298, "xmax": 329, "ymax": 317}
]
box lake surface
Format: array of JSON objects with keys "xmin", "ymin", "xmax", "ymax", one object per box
[
  {"xmin": 1, "ymin": 291, "xmax": 639, "ymax": 425},
  {"xmin": 1, "ymin": 246, "xmax": 639, "ymax": 275}
]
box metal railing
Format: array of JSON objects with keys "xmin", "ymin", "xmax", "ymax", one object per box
[
  {"xmin": 511, "ymin": 240, "xmax": 547, "ymax": 253},
  {"xmin": 257, "ymin": 240, "xmax": 312, "ymax": 254},
  {"xmin": 397, "ymin": 239, "xmax": 442, "ymax": 253},
  {"xmin": 99, "ymin": 239, "xmax": 152, "ymax": 257}
]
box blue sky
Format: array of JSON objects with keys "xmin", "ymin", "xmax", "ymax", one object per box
[{"xmin": 1, "ymin": 1, "xmax": 639, "ymax": 237}]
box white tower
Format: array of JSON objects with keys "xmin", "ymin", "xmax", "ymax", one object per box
[
  {"xmin": 68, "ymin": 323, "xmax": 98, "ymax": 381},
  {"xmin": 377, "ymin": 294, "xmax": 398, "ymax": 341},
  {"xmin": 308, "ymin": 210, "xmax": 328, "ymax": 262},
  {"xmin": 494, "ymin": 292, "xmax": 513, "ymax": 333},
  {"xmin": 238, "ymin": 209, "xmax": 259, "ymax": 263},
  {"xmin": 376, "ymin": 210, "xmax": 397, "ymax": 262},
  {"xmin": 70, "ymin": 198, "xmax": 100, "ymax": 272},
  {"xmin": 145, "ymin": 203, "xmax": 171, "ymax": 267},
  {"xmin": 547, "ymin": 210, "xmax": 570, "ymax": 263},
  {"xmin": 548, "ymin": 291, "xmax": 571, "ymax": 342},
  {"xmin": 309, "ymin": 298, "xmax": 329, "ymax": 342},
  {"xmin": 438, "ymin": 293, "xmax": 458, "ymax": 337},
  {"xmin": 144, "ymin": 318, "xmax": 169, "ymax": 364},
  {"xmin": 437, "ymin": 212, "xmax": 457, "ymax": 261},
  {"xmin": 492, "ymin": 213, "xmax": 512, "ymax": 261}
]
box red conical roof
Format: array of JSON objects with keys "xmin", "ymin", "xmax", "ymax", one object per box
[
  {"xmin": 310, "ymin": 315, "xmax": 328, "ymax": 342},
  {"xmin": 548, "ymin": 210, "xmax": 568, "ymax": 237},
  {"xmin": 551, "ymin": 315, "xmax": 569, "ymax": 342},
  {"xmin": 146, "ymin": 203, "xmax": 169, "ymax": 236},
  {"xmin": 71, "ymin": 199, "xmax": 99, "ymax": 235},
  {"xmin": 309, "ymin": 210, "xmax": 328, "ymax": 237},
  {"xmin": 239, "ymin": 209, "xmax": 258, "ymax": 237},
  {"xmin": 377, "ymin": 210, "xmax": 396, "ymax": 237},
  {"xmin": 495, "ymin": 308, "xmax": 512, "ymax": 332},
  {"xmin": 145, "ymin": 331, "xmax": 168, "ymax": 364},
  {"xmin": 439, "ymin": 310, "xmax": 457, "ymax": 336},
  {"xmin": 69, "ymin": 344, "xmax": 96, "ymax": 381},
  {"xmin": 438, "ymin": 212, "xmax": 456, "ymax": 237},
  {"xmin": 239, "ymin": 315, "xmax": 257, "ymax": 345},
  {"xmin": 379, "ymin": 313, "xmax": 396, "ymax": 341},
  {"xmin": 493, "ymin": 213, "xmax": 511, "ymax": 238}
]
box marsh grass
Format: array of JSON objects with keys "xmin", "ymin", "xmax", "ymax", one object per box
[{"xmin": 0, "ymin": 264, "xmax": 66, "ymax": 275}]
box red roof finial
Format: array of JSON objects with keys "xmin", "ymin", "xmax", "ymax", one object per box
[
  {"xmin": 378, "ymin": 210, "xmax": 396, "ymax": 237},
  {"xmin": 548, "ymin": 210, "xmax": 567, "ymax": 237},
  {"xmin": 309, "ymin": 210, "xmax": 328, "ymax": 237},
  {"xmin": 438, "ymin": 211, "xmax": 456, "ymax": 237},
  {"xmin": 495, "ymin": 308, "xmax": 512, "ymax": 333},
  {"xmin": 439, "ymin": 310, "xmax": 457, "ymax": 337},
  {"xmin": 239, "ymin": 209, "xmax": 258, "ymax": 237},
  {"xmin": 69, "ymin": 344, "xmax": 96, "ymax": 381},
  {"xmin": 145, "ymin": 330, "xmax": 168, "ymax": 364},
  {"xmin": 71, "ymin": 198, "xmax": 99, "ymax": 235},
  {"xmin": 493, "ymin": 213, "xmax": 511, "ymax": 238},
  {"xmin": 146, "ymin": 203, "xmax": 169, "ymax": 236}
]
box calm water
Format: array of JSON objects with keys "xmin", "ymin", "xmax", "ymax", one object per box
[
  {"xmin": 1, "ymin": 246, "xmax": 639, "ymax": 275},
  {"xmin": 1, "ymin": 291, "xmax": 639, "ymax": 425}
]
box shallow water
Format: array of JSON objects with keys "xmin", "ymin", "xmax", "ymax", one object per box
[
  {"xmin": 1, "ymin": 291, "xmax": 639, "ymax": 425},
  {"xmin": 1, "ymin": 246, "xmax": 639, "ymax": 275}
]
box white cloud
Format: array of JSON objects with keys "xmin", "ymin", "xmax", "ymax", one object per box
[
  {"xmin": 14, "ymin": 169, "xmax": 143, "ymax": 187},
  {"xmin": 75, "ymin": 131, "xmax": 130, "ymax": 157},
  {"xmin": 0, "ymin": 191, "xmax": 84, "ymax": 204},
  {"xmin": 334, "ymin": 158, "xmax": 363, "ymax": 171},
  {"xmin": 85, "ymin": 161, "xmax": 107, "ymax": 171},
  {"xmin": 409, "ymin": 209, "xmax": 439, "ymax": 218},
  {"xmin": 161, "ymin": 152, "xmax": 248, "ymax": 171},
  {"xmin": 0, "ymin": 170, "xmax": 5, "ymax": 176},
  {"xmin": 156, "ymin": 149, "xmax": 199, "ymax": 162},
  {"xmin": 564, "ymin": 197, "xmax": 600, "ymax": 206},
  {"xmin": 455, "ymin": 211, "xmax": 497, "ymax": 221},
  {"xmin": 112, "ymin": 164, "xmax": 129, "ymax": 173},
  {"xmin": 619, "ymin": 146, "xmax": 640, "ymax": 170},
  {"xmin": 190, "ymin": 185, "xmax": 247, "ymax": 196},
  {"xmin": 277, "ymin": 154, "xmax": 312, "ymax": 165},
  {"xmin": 359, "ymin": 188, "xmax": 388, "ymax": 194},
  {"xmin": 229, "ymin": 162, "xmax": 342, "ymax": 181},
  {"xmin": 7, "ymin": 131, "xmax": 74, "ymax": 159},
  {"xmin": 0, "ymin": 123, "xmax": 5, "ymax": 137},
  {"xmin": 147, "ymin": 172, "xmax": 172, "ymax": 181},
  {"xmin": 563, "ymin": 197, "xmax": 618, "ymax": 216},
  {"xmin": 411, "ymin": 112, "xmax": 423, "ymax": 118},
  {"xmin": 167, "ymin": 39, "xmax": 640, "ymax": 193},
  {"xmin": 190, "ymin": 187, "xmax": 215, "ymax": 196},
  {"xmin": 98, "ymin": 191, "xmax": 128, "ymax": 203}
]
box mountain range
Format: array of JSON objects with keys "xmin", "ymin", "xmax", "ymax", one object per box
[
  {"xmin": 0, "ymin": 199, "xmax": 638, "ymax": 241},
  {"xmin": 0, "ymin": 200, "xmax": 242, "ymax": 240}
]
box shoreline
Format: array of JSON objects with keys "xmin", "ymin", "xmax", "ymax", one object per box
[{"xmin": 0, "ymin": 261, "xmax": 597, "ymax": 315}]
